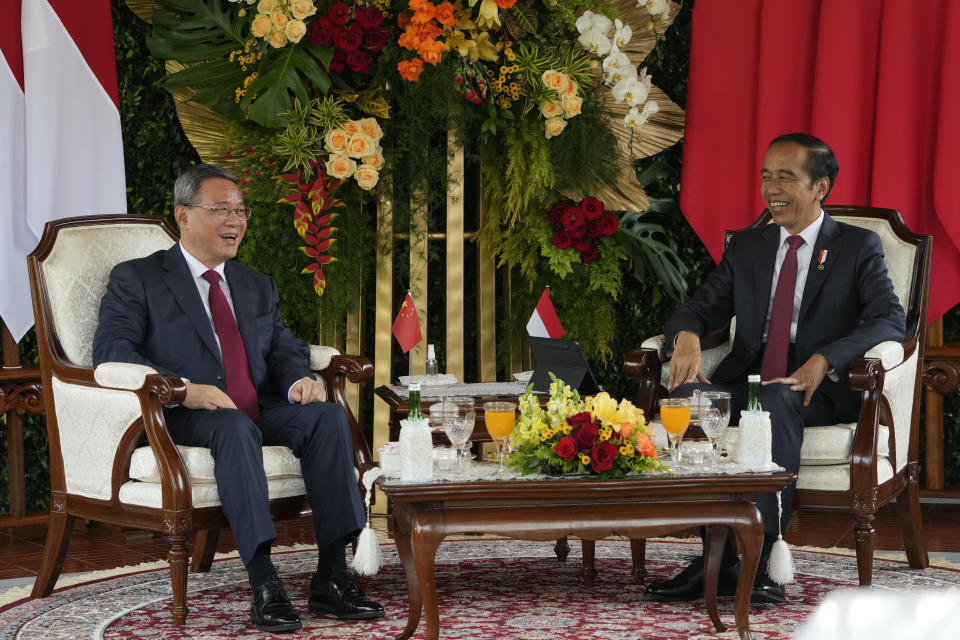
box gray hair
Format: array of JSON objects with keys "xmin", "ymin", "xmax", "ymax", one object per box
[{"xmin": 173, "ymin": 164, "xmax": 240, "ymax": 207}]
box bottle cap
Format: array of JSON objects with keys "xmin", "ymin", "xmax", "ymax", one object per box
[
  {"xmin": 748, "ymin": 374, "xmax": 761, "ymax": 383},
  {"xmin": 408, "ymin": 382, "xmax": 421, "ymax": 391},
  {"xmin": 427, "ymin": 344, "xmax": 436, "ymax": 359}
]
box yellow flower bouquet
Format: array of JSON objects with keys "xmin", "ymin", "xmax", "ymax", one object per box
[{"xmin": 508, "ymin": 375, "xmax": 669, "ymax": 478}]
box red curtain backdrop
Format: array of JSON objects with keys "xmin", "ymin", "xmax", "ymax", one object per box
[{"xmin": 681, "ymin": 0, "xmax": 960, "ymax": 322}]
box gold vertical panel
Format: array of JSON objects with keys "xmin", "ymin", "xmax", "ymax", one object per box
[
  {"xmin": 372, "ymin": 161, "xmax": 394, "ymax": 514},
  {"xmin": 476, "ymin": 161, "xmax": 497, "ymax": 382},
  {"xmin": 505, "ymin": 270, "xmax": 524, "ymax": 374},
  {"xmin": 408, "ymin": 177, "xmax": 429, "ymax": 376},
  {"xmin": 345, "ymin": 288, "xmax": 363, "ymax": 423},
  {"xmin": 445, "ymin": 126, "xmax": 465, "ymax": 381}
]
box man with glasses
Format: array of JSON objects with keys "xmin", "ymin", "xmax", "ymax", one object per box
[{"xmin": 93, "ymin": 164, "xmax": 383, "ymax": 633}]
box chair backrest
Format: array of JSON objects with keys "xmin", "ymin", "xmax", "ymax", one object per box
[{"xmin": 29, "ymin": 215, "xmax": 178, "ymax": 368}]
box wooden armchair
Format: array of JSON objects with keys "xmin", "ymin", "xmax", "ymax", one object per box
[
  {"xmin": 27, "ymin": 214, "xmax": 375, "ymax": 624},
  {"xmin": 624, "ymin": 205, "xmax": 931, "ymax": 586}
]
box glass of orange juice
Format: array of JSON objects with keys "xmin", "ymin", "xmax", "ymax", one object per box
[
  {"xmin": 483, "ymin": 401, "xmax": 516, "ymax": 475},
  {"xmin": 659, "ymin": 397, "xmax": 691, "ymax": 466}
]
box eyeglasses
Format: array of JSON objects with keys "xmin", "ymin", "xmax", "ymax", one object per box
[{"xmin": 184, "ymin": 204, "xmax": 253, "ymax": 221}]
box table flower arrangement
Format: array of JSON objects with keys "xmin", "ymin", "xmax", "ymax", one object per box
[{"xmin": 509, "ymin": 375, "xmax": 669, "ymax": 478}]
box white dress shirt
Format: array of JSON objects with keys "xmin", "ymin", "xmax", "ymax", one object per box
[{"xmin": 763, "ymin": 210, "xmax": 825, "ymax": 342}]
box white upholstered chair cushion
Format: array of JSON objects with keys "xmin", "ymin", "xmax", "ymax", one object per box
[{"xmin": 129, "ymin": 445, "xmax": 303, "ymax": 483}]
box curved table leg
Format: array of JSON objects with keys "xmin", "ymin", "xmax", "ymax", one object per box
[
  {"xmin": 411, "ymin": 516, "xmax": 448, "ymax": 640},
  {"xmin": 393, "ymin": 505, "xmax": 422, "ymax": 640},
  {"xmin": 733, "ymin": 503, "xmax": 764, "ymax": 640},
  {"xmin": 704, "ymin": 525, "xmax": 729, "ymax": 633}
]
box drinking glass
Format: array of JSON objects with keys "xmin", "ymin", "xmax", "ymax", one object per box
[
  {"xmin": 483, "ymin": 401, "xmax": 516, "ymax": 475},
  {"xmin": 442, "ymin": 398, "xmax": 475, "ymax": 479},
  {"xmin": 700, "ymin": 391, "xmax": 732, "ymax": 467},
  {"xmin": 659, "ymin": 397, "xmax": 691, "ymax": 466}
]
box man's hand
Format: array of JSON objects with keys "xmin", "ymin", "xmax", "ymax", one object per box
[
  {"xmin": 668, "ymin": 331, "xmax": 712, "ymax": 391},
  {"xmin": 289, "ymin": 376, "xmax": 327, "ymax": 405},
  {"xmin": 762, "ymin": 353, "xmax": 830, "ymax": 406},
  {"xmin": 183, "ymin": 382, "xmax": 236, "ymax": 411}
]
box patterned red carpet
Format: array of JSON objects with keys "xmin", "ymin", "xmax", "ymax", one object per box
[{"xmin": 1, "ymin": 538, "xmax": 957, "ymax": 639}]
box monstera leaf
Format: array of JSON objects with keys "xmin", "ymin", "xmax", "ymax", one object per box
[
  {"xmin": 240, "ymin": 44, "xmax": 333, "ymax": 128},
  {"xmin": 146, "ymin": 0, "xmax": 332, "ymax": 128}
]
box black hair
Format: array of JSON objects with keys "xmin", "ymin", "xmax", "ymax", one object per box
[{"xmin": 769, "ymin": 132, "xmax": 839, "ymax": 203}]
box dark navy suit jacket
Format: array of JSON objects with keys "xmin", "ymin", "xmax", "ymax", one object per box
[
  {"xmin": 93, "ymin": 244, "xmax": 310, "ymax": 408},
  {"xmin": 664, "ymin": 213, "xmax": 906, "ymax": 395}
]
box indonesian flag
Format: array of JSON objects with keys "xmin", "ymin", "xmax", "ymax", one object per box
[
  {"xmin": 0, "ymin": 0, "xmax": 126, "ymax": 341},
  {"xmin": 526, "ymin": 287, "xmax": 565, "ymax": 339},
  {"xmin": 392, "ymin": 291, "xmax": 422, "ymax": 353}
]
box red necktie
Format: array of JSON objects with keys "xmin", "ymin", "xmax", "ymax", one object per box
[
  {"xmin": 761, "ymin": 235, "xmax": 805, "ymax": 381},
  {"xmin": 202, "ymin": 270, "xmax": 260, "ymax": 421}
]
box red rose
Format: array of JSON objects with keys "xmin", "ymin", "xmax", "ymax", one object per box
[
  {"xmin": 309, "ymin": 17, "xmax": 336, "ymax": 46},
  {"xmin": 581, "ymin": 244, "xmax": 600, "ymax": 264},
  {"xmin": 600, "ymin": 212, "xmax": 619, "ymax": 236},
  {"xmin": 590, "ymin": 441, "xmax": 618, "ymax": 472},
  {"xmin": 573, "ymin": 422, "xmax": 599, "ymax": 451},
  {"xmin": 586, "ymin": 220, "xmax": 603, "ymax": 238},
  {"xmin": 571, "ymin": 236, "xmax": 590, "ymax": 252},
  {"xmin": 580, "ymin": 196, "xmax": 604, "ymax": 221},
  {"xmin": 328, "ymin": 49, "xmax": 346, "ymax": 72},
  {"xmin": 354, "ymin": 6, "xmax": 384, "ymax": 29},
  {"xmin": 328, "ymin": 2, "xmax": 352, "ymax": 25},
  {"xmin": 363, "ymin": 27, "xmax": 390, "ymax": 53},
  {"xmin": 561, "ymin": 206, "xmax": 586, "ymax": 233},
  {"xmin": 551, "ymin": 230, "xmax": 572, "ymax": 250},
  {"xmin": 549, "ymin": 200, "xmax": 572, "ymax": 225},
  {"xmin": 568, "ymin": 411, "xmax": 592, "ymax": 426},
  {"xmin": 553, "ymin": 435, "xmax": 577, "ymax": 460},
  {"xmin": 335, "ymin": 24, "xmax": 363, "ymax": 52},
  {"xmin": 347, "ymin": 50, "xmax": 373, "ymax": 74}
]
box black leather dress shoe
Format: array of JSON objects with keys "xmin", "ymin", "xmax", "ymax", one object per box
[
  {"xmin": 751, "ymin": 572, "xmax": 787, "ymax": 604},
  {"xmin": 250, "ymin": 577, "xmax": 302, "ymax": 633},
  {"xmin": 309, "ymin": 569, "xmax": 385, "ymax": 620},
  {"xmin": 647, "ymin": 556, "xmax": 743, "ymax": 602}
]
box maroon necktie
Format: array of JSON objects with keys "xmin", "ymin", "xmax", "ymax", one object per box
[
  {"xmin": 202, "ymin": 270, "xmax": 260, "ymax": 421},
  {"xmin": 761, "ymin": 235, "xmax": 805, "ymax": 381}
]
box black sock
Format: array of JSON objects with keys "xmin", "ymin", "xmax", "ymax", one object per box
[
  {"xmin": 314, "ymin": 540, "xmax": 347, "ymax": 583},
  {"xmin": 246, "ymin": 541, "xmax": 278, "ymax": 590}
]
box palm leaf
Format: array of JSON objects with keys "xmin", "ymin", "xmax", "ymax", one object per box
[{"xmin": 616, "ymin": 212, "xmax": 689, "ymax": 302}]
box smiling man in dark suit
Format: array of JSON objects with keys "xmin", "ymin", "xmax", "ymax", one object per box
[
  {"xmin": 647, "ymin": 133, "xmax": 905, "ymax": 604},
  {"xmin": 93, "ymin": 164, "xmax": 384, "ymax": 632}
]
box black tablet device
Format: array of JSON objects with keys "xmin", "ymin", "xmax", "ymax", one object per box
[{"xmin": 528, "ymin": 337, "xmax": 601, "ymax": 394}]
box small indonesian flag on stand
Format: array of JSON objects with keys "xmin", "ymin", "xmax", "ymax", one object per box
[
  {"xmin": 526, "ymin": 286, "xmax": 565, "ymax": 339},
  {"xmin": 392, "ymin": 291, "xmax": 422, "ymax": 353}
]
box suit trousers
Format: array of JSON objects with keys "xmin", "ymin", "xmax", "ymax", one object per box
[
  {"xmin": 672, "ymin": 350, "xmax": 860, "ymax": 538},
  {"xmin": 163, "ymin": 401, "xmax": 365, "ymax": 565}
]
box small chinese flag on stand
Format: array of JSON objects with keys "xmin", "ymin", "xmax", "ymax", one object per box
[
  {"xmin": 392, "ymin": 291, "xmax": 422, "ymax": 353},
  {"xmin": 526, "ymin": 286, "xmax": 565, "ymax": 339}
]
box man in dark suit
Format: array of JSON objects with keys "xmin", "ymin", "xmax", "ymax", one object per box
[
  {"xmin": 647, "ymin": 133, "xmax": 905, "ymax": 603},
  {"xmin": 93, "ymin": 164, "xmax": 383, "ymax": 633}
]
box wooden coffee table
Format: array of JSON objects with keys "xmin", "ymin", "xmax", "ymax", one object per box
[{"xmin": 379, "ymin": 467, "xmax": 795, "ymax": 640}]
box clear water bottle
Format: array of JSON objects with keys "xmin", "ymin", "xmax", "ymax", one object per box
[
  {"xmin": 400, "ymin": 383, "xmax": 433, "ymax": 481},
  {"xmin": 425, "ymin": 344, "xmax": 439, "ymax": 376}
]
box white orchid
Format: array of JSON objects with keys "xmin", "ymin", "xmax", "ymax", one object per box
[
  {"xmin": 602, "ymin": 46, "xmax": 633, "ymax": 86},
  {"xmin": 612, "ymin": 71, "xmax": 650, "ymax": 107},
  {"xmin": 624, "ymin": 100, "xmax": 660, "ymax": 129},
  {"xmin": 614, "ymin": 19, "xmax": 632, "ymax": 48},
  {"xmin": 575, "ymin": 11, "xmax": 614, "ymax": 37},
  {"xmin": 578, "ymin": 29, "xmax": 612, "ymax": 56},
  {"xmin": 643, "ymin": 0, "xmax": 671, "ymax": 20}
]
